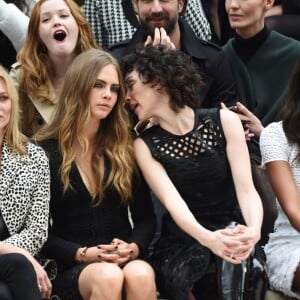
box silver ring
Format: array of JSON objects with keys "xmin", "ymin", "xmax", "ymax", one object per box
[
  {"xmin": 38, "ymin": 283, "xmax": 42, "ymax": 291},
  {"xmin": 229, "ymin": 253, "xmax": 234, "ymax": 260}
]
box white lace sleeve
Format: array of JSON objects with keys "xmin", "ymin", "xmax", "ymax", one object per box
[{"xmin": 260, "ymin": 121, "xmax": 290, "ymax": 166}]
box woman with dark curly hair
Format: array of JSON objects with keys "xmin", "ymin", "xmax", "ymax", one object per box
[{"xmin": 121, "ymin": 46, "xmax": 263, "ymax": 300}]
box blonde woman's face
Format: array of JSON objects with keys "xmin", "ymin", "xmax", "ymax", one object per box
[
  {"xmin": 0, "ymin": 79, "xmax": 12, "ymax": 135},
  {"xmin": 39, "ymin": 0, "xmax": 79, "ymax": 59},
  {"xmin": 88, "ymin": 64, "xmax": 120, "ymax": 123}
]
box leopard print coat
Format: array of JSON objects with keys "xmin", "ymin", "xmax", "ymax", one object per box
[{"xmin": 0, "ymin": 140, "xmax": 50, "ymax": 256}]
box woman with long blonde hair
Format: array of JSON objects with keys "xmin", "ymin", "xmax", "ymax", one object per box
[
  {"xmin": 10, "ymin": 0, "xmax": 98, "ymax": 137},
  {"xmin": 36, "ymin": 49, "xmax": 156, "ymax": 300},
  {"xmin": 0, "ymin": 65, "xmax": 51, "ymax": 299}
]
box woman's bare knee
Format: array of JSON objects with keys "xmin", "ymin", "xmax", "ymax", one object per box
[
  {"xmin": 123, "ymin": 260, "xmax": 156, "ymax": 300},
  {"xmin": 78, "ymin": 263, "xmax": 124, "ymax": 300},
  {"xmin": 123, "ymin": 260, "xmax": 155, "ymax": 281}
]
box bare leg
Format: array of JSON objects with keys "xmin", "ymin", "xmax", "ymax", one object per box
[
  {"xmin": 78, "ymin": 262, "xmax": 123, "ymax": 300},
  {"xmin": 123, "ymin": 260, "xmax": 156, "ymax": 300}
]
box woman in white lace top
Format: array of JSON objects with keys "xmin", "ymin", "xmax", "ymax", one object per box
[{"xmin": 260, "ymin": 60, "xmax": 300, "ymax": 298}]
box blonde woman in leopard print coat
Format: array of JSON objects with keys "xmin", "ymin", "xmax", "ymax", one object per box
[{"xmin": 0, "ymin": 65, "xmax": 52, "ymax": 300}]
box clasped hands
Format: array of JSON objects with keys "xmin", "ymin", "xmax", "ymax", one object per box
[
  {"xmin": 206, "ymin": 224, "xmax": 259, "ymax": 265},
  {"xmin": 76, "ymin": 238, "xmax": 139, "ymax": 267}
]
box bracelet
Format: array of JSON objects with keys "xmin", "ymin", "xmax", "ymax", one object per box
[{"xmin": 80, "ymin": 246, "xmax": 88, "ymax": 262}]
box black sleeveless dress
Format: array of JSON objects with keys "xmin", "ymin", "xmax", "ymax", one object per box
[{"xmin": 140, "ymin": 108, "xmax": 244, "ymax": 300}]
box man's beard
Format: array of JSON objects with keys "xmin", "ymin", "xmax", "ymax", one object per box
[{"xmin": 140, "ymin": 12, "xmax": 178, "ymax": 37}]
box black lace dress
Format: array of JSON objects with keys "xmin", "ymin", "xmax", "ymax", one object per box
[{"xmin": 140, "ymin": 108, "xmax": 244, "ymax": 300}]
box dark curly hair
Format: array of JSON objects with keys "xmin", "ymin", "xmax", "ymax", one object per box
[
  {"xmin": 279, "ymin": 59, "xmax": 300, "ymax": 161},
  {"xmin": 121, "ymin": 45, "xmax": 203, "ymax": 112}
]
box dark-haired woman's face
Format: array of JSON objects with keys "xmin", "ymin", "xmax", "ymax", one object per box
[
  {"xmin": 125, "ymin": 70, "xmax": 162, "ymax": 121},
  {"xmin": 0, "ymin": 79, "xmax": 12, "ymax": 136},
  {"xmin": 225, "ymin": 0, "xmax": 272, "ymax": 38}
]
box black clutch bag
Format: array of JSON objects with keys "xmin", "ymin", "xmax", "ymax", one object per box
[{"xmin": 0, "ymin": 211, "xmax": 9, "ymax": 240}]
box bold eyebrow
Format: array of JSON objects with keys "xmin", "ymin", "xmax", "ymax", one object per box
[
  {"xmin": 41, "ymin": 8, "xmax": 69, "ymax": 16},
  {"xmin": 94, "ymin": 79, "xmax": 120, "ymax": 87},
  {"xmin": 94, "ymin": 79, "xmax": 104, "ymax": 84},
  {"xmin": 125, "ymin": 76, "xmax": 135, "ymax": 85}
]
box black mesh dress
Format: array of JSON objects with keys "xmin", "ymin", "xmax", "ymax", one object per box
[{"xmin": 140, "ymin": 108, "xmax": 244, "ymax": 300}]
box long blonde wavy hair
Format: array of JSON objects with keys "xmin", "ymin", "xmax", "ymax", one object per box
[
  {"xmin": 17, "ymin": 0, "xmax": 98, "ymax": 104},
  {"xmin": 0, "ymin": 66, "xmax": 28, "ymax": 154},
  {"xmin": 36, "ymin": 49, "xmax": 135, "ymax": 205}
]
